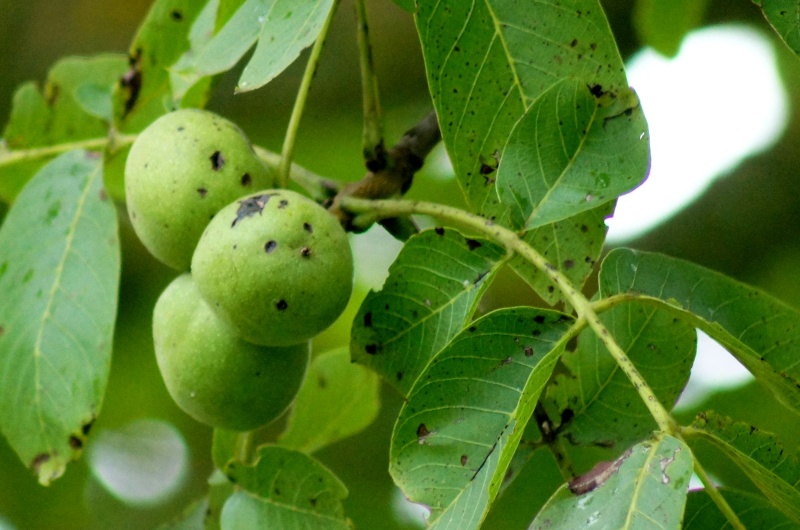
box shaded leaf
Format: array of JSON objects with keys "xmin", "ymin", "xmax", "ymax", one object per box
[
  {"xmin": 684, "ymin": 487, "xmax": 798, "ymax": 529},
  {"xmin": 279, "ymin": 348, "xmax": 380, "ymax": 454},
  {"xmin": 178, "ymin": 0, "xmax": 335, "ymax": 93},
  {"xmin": 510, "ymin": 202, "xmax": 612, "ymax": 305},
  {"xmin": 530, "ymin": 434, "xmax": 692, "ymax": 529},
  {"xmin": 633, "ymin": 0, "xmax": 709, "ymax": 57},
  {"xmin": 113, "ymin": 0, "xmax": 211, "ymax": 132},
  {"xmin": 545, "ymin": 301, "xmax": 696, "ymax": 449},
  {"xmin": 755, "ymin": 0, "xmax": 800, "ymax": 57},
  {"xmin": 391, "ymin": 0, "xmax": 415, "ymax": 12},
  {"xmin": 0, "ymin": 150, "xmax": 120, "ymax": 484},
  {"xmin": 212, "ymin": 429, "xmax": 240, "ymax": 470},
  {"xmin": 391, "ymin": 308, "xmax": 573, "ymax": 528},
  {"xmin": 222, "ymin": 445, "xmax": 352, "ymax": 529},
  {"xmin": 599, "ymin": 248, "xmax": 800, "ymax": 415},
  {"xmin": 415, "ymin": 0, "xmax": 630, "ymax": 221},
  {"xmin": 496, "ymin": 79, "xmax": 649, "ymax": 230},
  {"xmin": 0, "ymin": 55, "xmax": 127, "ymax": 202},
  {"xmin": 689, "ymin": 411, "xmax": 800, "ymax": 523},
  {"xmin": 169, "ymin": 0, "xmax": 223, "ymax": 100},
  {"xmin": 159, "ymin": 498, "xmax": 207, "ymax": 529},
  {"xmin": 351, "ymin": 227, "xmax": 506, "ymax": 396}
]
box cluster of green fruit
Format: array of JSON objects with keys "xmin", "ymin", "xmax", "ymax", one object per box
[{"xmin": 125, "ymin": 109, "xmax": 354, "ymax": 431}]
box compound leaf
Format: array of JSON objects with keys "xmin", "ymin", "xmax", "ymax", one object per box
[
  {"xmin": 0, "ymin": 150, "xmax": 120, "ymax": 484},
  {"xmin": 415, "ymin": 0, "xmax": 632, "ymax": 222},
  {"xmin": 221, "ymin": 445, "xmax": 352, "ymax": 529},
  {"xmin": 278, "ymin": 348, "xmax": 380, "ymax": 454},
  {"xmin": 390, "ymin": 308, "xmax": 573, "ymax": 529},
  {"xmin": 688, "ymin": 411, "xmax": 800, "ymax": 523},
  {"xmin": 351, "ymin": 227, "xmax": 506, "ymax": 396},
  {"xmin": 530, "ymin": 434, "xmax": 692, "ymax": 529},
  {"xmin": 599, "ymin": 248, "xmax": 800, "ymax": 416},
  {"xmin": 755, "ymin": 0, "xmax": 800, "ymax": 57}
]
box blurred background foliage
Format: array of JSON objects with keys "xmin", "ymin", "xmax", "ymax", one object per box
[{"xmin": 0, "ymin": 0, "xmax": 799, "ymax": 528}]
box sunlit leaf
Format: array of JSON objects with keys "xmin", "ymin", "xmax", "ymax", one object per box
[
  {"xmin": 545, "ymin": 303, "xmax": 696, "ymax": 449},
  {"xmin": 169, "ymin": 0, "xmax": 222, "ymax": 100},
  {"xmin": 351, "ymin": 227, "xmax": 506, "ymax": 395},
  {"xmin": 688, "ymin": 411, "xmax": 800, "ymax": 523},
  {"xmin": 684, "ymin": 487, "xmax": 798, "ymax": 529},
  {"xmin": 633, "ymin": 0, "xmax": 709, "ymax": 57},
  {"xmin": 279, "ymin": 348, "xmax": 380, "ymax": 454},
  {"xmin": 599, "ymin": 248, "xmax": 800, "ymax": 415},
  {"xmin": 177, "ymin": 0, "xmax": 335, "ymax": 93},
  {"xmin": 0, "ymin": 150, "xmax": 120, "ymax": 484},
  {"xmin": 415, "ymin": 0, "xmax": 631, "ymax": 222},
  {"xmin": 755, "ymin": 0, "xmax": 800, "ymax": 57},
  {"xmin": 0, "ymin": 55, "xmax": 127, "ymax": 202},
  {"xmin": 530, "ymin": 434, "xmax": 692, "ymax": 529},
  {"xmin": 221, "ymin": 445, "xmax": 352, "ymax": 529},
  {"xmin": 510, "ymin": 202, "xmax": 612, "ymax": 305},
  {"xmin": 391, "ymin": 307, "xmax": 573, "ymax": 528},
  {"xmin": 496, "ymin": 78, "xmax": 649, "ymax": 230}
]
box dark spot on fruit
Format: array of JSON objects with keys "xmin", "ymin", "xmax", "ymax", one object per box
[
  {"xmin": 363, "ymin": 312, "xmax": 373, "ymax": 327},
  {"xmin": 524, "ymin": 346, "xmax": 534, "ymax": 357},
  {"xmin": 171, "ymin": 9, "xmax": 183, "ymax": 20},
  {"xmin": 210, "ymin": 151, "xmax": 225, "ymax": 170},
  {"xmin": 300, "ymin": 247, "xmax": 312, "ymax": 257},
  {"xmin": 177, "ymin": 126, "xmax": 185, "ymax": 132},
  {"xmin": 318, "ymin": 376, "xmax": 327, "ymax": 388},
  {"xmin": 303, "ymin": 222, "xmax": 313, "ymax": 233},
  {"xmin": 197, "ymin": 187, "xmax": 208, "ymax": 197},
  {"xmin": 278, "ymin": 200, "xmax": 289, "ymax": 209},
  {"xmin": 69, "ymin": 436, "xmax": 82, "ymax": 449},
  {"xmin": 82, "ymin": 419, "xmax": 95, "ymax": 436},
  {"xmin": 563, "ymin": 259, "xmax": 574, "ymax": 269},
  {"xmin": 232, "ymin": 193, "xmax": 277, "ymax": 226},
  {"xmin": 434, "ymin": 227, "xmax": 445, "ymax": 236},
  {"xmin": 465, "ymin": 238, "xmax": 482, "ymax": 250},
  {"xmin": 241, "ymin": 173, "xmax": 252, "ymax": 186},
  {"xmin": 276, "ymin": 299, "xmax": 288, "ymax": 311},
  {"xmin": 461, "ymin": 455, "xmax": 468, "ymax": 466},
  {"xmin": 534, "ymin": 315, "xmax": 546, "ymax": 324},
  {"xmin": 264, "ymin": 240, "xmax": 278, "ymax": 253},
  {"xmin": 31, "ymin": 453, "xmax": 51, "ymax": 474}
]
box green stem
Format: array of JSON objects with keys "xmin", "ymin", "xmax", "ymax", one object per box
[
  {"xmin": 234, "ymin": 431, "xmax": 255, "ymax": 465},
  {"xmin": 354, "ymin": 0, "xmax": 385, "ymax": 165},
  {"xmin": 0, "ymin": 133, "xmax": 136, "ymax": 169},
  {"xmin": 253, "ymin": 145, "xmax": 341, "ymax": 201},
  {"xmin": 339, "ymin": 196, "xmax": 677, "ymax": 434},
  {"xmin": 277, "ymin": 0, "xmax": 341, "ymax": 188},
  {"xmin": 686, "ymin": 442, "xmax": 746, "ymax": 530}
]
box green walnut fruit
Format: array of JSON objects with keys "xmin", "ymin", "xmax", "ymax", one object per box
[
  {"xmin": 153, "ymin": 274, "xmax": 309, "ymax": 431},
  {"xmin": 125, "ymin": 109, "xmax": 274, "ymax": 270},
  {"xmin": 192, "ymin": 189, "xmax": 353, "ymax": 347}
]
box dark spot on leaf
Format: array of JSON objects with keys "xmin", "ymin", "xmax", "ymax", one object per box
[
  {"xmin": 465, "ymin": 238, "xmax": 482, "ymax": 250},
  {"xmin": 363, "ymin": 312, "xmax": 373, "ymax": 327},
  {"xmin": 69, "ymin": 436, "xmax": 82, "ymax": 449},
  {"xmin": 241, "ymin": 173, "xmax": 252, "ymax": 186},
  {"xmin": 474, "ymin": 270, "xmax": 489, "ymax": 284},
  {"xmin": 468, "ymin": 326, "xmax": 477, "ymax": 332},
  {"xmin": 120, "ymin": 49, "xmax": 142, "ymax": 115},
  {"xmin": 276, "ymin": 299, "xmax": 288, "ymax": 311},
  {"xmin": 318, "ymin": 376, "xmax": 327, "ymax": 388},
  {"xmin": 396, "ymin": 372, "xmax": 403, "ymax": 381},
  {"xmin": 171, "ymin": 9, "xmax": 183, "ymax": 20},
  {"xmin": 300, "ymin": 247, "xmax": 312, "ymax": 257},
  {"xmin": 480, "ymin": 163, "xmax": 495, "ymax": 175},
  {"xmin": 561, "ymin": 408, "xmax": 574, "ymax": 424},
  {"xmin": 210, "ymin": 151, "xmax": 225, "ymax": 170},
  {"xmin": 563, "ymin": 259, "xmax": 574, "ymax": 269},
  {"xmin": 0, "ymin": 326, "xmax": 4, "ymax": 336},
  {"xmin": 590, "ymin": 42, "xmax": 597, "ymax": 50},
  {"xmin": 500, "ymin": 356, "xmax": 513, "ymax": 366},
  {"xmin": 99, "ymin": 189, "xmax": 108, "ymax": 201},
  {"xmin": 274, "ymin": 488, "xmax": 280, "ymax": 496},
  {"xmin": 434, "ymin": 227, "xmax": 445, "ymax": 236},
  {"xmin": 31, "ymin": 453, "xmax": 51, "ymax": 474},
  {"xmin": 365, "ymin": 344, "xmax": 378, "ymax": 355},
  {"xmin": 580, "ymin": 224, "xmax": 588, "ymax": 232},
  {"xmin": 417, "ymin": 423, "xmax": 432, "ymax": 443},
  {"xmin": 524, "ymin": 346, "xmax": 534, "ymax": 357},
  {"xmin": 309, "ymin": 498, "xmax": 317, "ymax": 507},
  {"xmin": 570, "ymin": 38, "xmax": 578, "ymax": 47},
  {"xmin": 461, "ymin": 455, "xmax": 468, "ymax": 466},
  {"xmin": 534, "ymin": 315, "xmax": 546, "ymax": 324},
  {"xmin": 197, "ymin": 187, "xmax": 208, "ymax": 197},
  {"xmin": 232, "ymin": 193, "xmax": 277, "ymax": 226},
  {"xmin": 264, "ymin": 240, "xmax": 277, "ymax": 253},
  {"xmin": 82, "ymin": 419, "xmax": 95, "ymax": 436}
]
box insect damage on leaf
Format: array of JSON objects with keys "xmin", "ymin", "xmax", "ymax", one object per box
[{"xmin": 568, "ymin": 448, "xmax": 632, "ymax": 495}]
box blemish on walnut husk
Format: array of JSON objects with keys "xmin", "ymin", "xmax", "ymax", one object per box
[
  {"xmin": 264, "ymin": 240, "xmax": 277, "ymax": 253},
  {"xmin": 232, "ymin": 193, "xmax": 277, "ymax": 227},
  {"xmin": 170, "ymin": 9, "xmax": 183, "ymax": 20},
  {"xmin": 278, "ymin": 199, "xmax": 289, "ymax": 209},
  {"xmin": 300, "ymin": 247, "xmax": 312, "ymax": 258},
  {"xmin": 241, "ymin": 173, "xmax": 252, "ymax": 186},
  {"xmin": 276, "ymin": 299, "xmax": 288, "ymax": 311},
  {"xmin": 303, "ymin": 222, "xmax": 313, "ymax": 233},
  {"xmin": 69, "ymin": 435, "xmax": 83, "ymax": 449},
  {"xmin": 209, "ymin": 151, "xmax": 225, "ymax": 170},
  {"xmin": 197, "ymin": 187, "xmax": 208, "ymax": 198}
]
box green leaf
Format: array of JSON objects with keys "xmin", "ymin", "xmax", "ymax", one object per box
[
  {"xmin": 599, "ymin": 248, "xmax": 800, "ymax": 415},
  {"xmin": 530, "ymin": 434, "xmax": 692, "ymax": 529},
  {"xmin": 415, "ymin": 0, "xmax": 630, "ymax": 221},
  {"xmin": 351, "ymin": 227, "xmax": 506, "ymax": 396},
  {"xmin": 689, "ymin": 411, "xmax": 800, "ymax": 523},
  {"xmin": 114, "ymin": 0, "xmax": 211, "ymax": 132},
  {"xmin": 221, "ymin": 445, "xmax": 352, "ymax": 529},
  {"xmin": 684, "ymin": 488, "xmax": 798, "ymax": 529},
  {"xmin": 178, "ymin": 0, "xmax": 336, "ymax": 93},
  {"xmin": 169, "ymin": 0, "xmax": 222, "ymax": 101},
  {"xmin": 0, "ymin": 55, "xmax": 127, "ymax": 202},
  {"xmin": 0, "ymin": 150, "xmax": 120, "ymax": 484},
  {"xmin": 212, "ymin": 429, "xmax": 240, "ymax": 469},
  {"xmin": 755, "ymin": 0, "xmax": 800, "ymax": 57},
  {"xmin": 633, "ymin": 0, "xmax": 709, "ymax": 57},
  {"xmin": 159, "ymin": 498, "xmax": 208, "ymax": 529},
  {"xmin": 496, "ymin": 79, "xmax": 649, "ymax": 230},
  {"xmin": 391, "ymin": 0, "xmax": 415, "ymax": 12},
  {"xmin": 390, "ymin": 307, "xmax": 573, "ymax": 528},
  {"xmin": 510, "ymin": 202, "xmax": 612, "ymax": 305},
  {"xmin": 278, "ymin": 348, "xmax": 380, "ymax": 454}
]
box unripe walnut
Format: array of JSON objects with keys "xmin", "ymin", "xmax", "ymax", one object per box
[
  {"xmin": 125, "ymin": 109, "xmax": 273, "ymax": 270},
  {"xmin": 192, "ymin": 189, "xmax": 353, "ymax": 347},
  {"xmin": 153, "ymin": 274, "xmax": 309, "ymax": 431}
]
